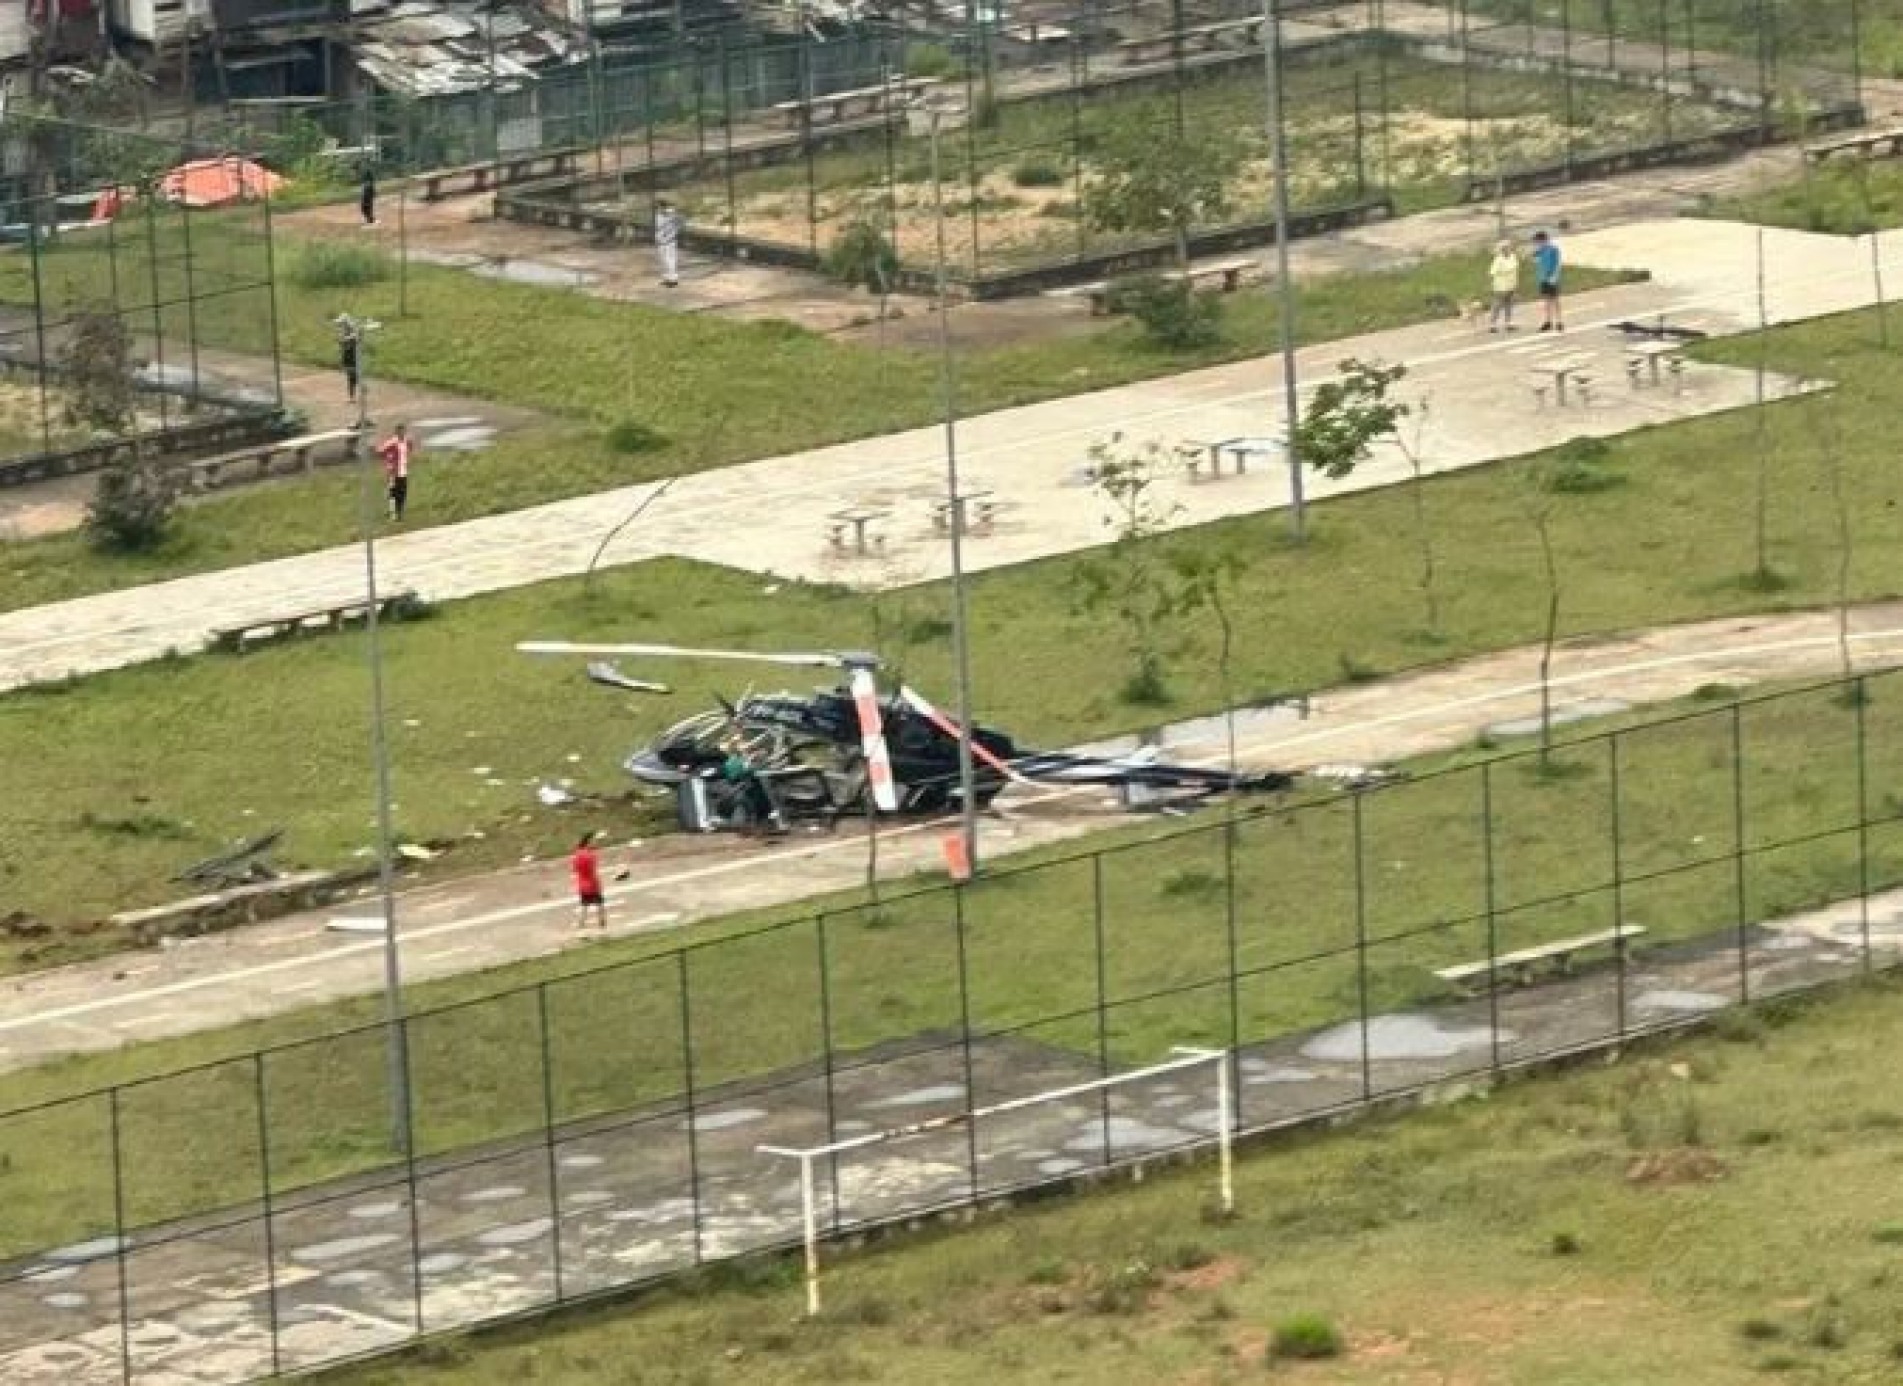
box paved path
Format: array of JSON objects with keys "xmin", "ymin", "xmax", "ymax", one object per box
[
  {"xmin": 0, "ymin": 215, "xmax": 1884, "ymax": 693},
  {"xmin": 6, "ymin": 598, "xmax": 1903, "ymax": 1073}
]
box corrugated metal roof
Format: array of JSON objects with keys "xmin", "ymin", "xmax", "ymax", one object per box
[{"xmin": 353, "ymin": 2, "xmax": 583, "ymax": 98}]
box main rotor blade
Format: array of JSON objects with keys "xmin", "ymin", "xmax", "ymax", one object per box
[
  {"xmin": 849, "ymin": 666, "xmax": 899, "ymax": 812},
  {"xmin": 518, "ymin": 641, "xmax": 872, "ymax": 669},
  {"xmin": 585, "ymin": 661, "xmax": 671, "ymax": 695}
]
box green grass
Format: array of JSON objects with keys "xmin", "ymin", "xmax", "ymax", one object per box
[
  {"xmin": 308, "ymin": 978, "xmax": 1903, "ymax": 1385},
  {"xmin": 2, "ymin": 666, "xmax": 1900, "ymax": 1261},
  {"xmin": 677, "ymin": 51, "xmax": 1740, "ymax": 266},
  {"xmin": 0, "ymin": 246, "xmax": 1638, "ymax": 610},
  {"xmin": 1467, "ymin": 0, "xmax": 1885, "ymax": 75},
  {"xmin": 1705, "ymin": 160, "xmax": 1903, "ymax": 235}
]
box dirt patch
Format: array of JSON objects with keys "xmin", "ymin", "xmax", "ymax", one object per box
[
  {"xmin": 1164, "ymin": 1254, "xmax": 1248, "ymax": 1295},
  {"xmin": 1625, "ymin": 1146, "xmax": 1729, "ymax": 1186}
]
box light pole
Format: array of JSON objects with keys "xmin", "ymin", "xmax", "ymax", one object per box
[
  {"xmin": 908, "ymin": 98, "xmax": 981, "ymax": 876},
  {"xmin": 1261, "ymin": 0, "xmax": 1304, "ymax": 540},
  {"xmin": 335, "ymin": 311, "xmax": 412, "ymax": 1157}
]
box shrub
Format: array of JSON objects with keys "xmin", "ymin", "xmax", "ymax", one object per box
[
  {"xmin": 291, "ymin": 242, "xmax": 392, "ymax": 290},
  {"xmin": 1549, "ymin": 1230, "xmax": 1582, "ymax": 1256},
  {"xmin": 1268, "ymin": 1313, "xmax": 1344, "ymax": 1360},
  {"xmin": 1011, "ymin": 160, "xmax": 1065, "ymax": 188},
  {"xmin": 1087, "ymin": 1258, "xmax": 1157, "ymax": 1315},
  {"xmin": 85, "ymin": 447, "xmax": 177, "ymax": 552},
  {"xmin": 1103, "ymin": 273, "xmax": 1223, "ymax": 350},
  {"xmin": 1738, "ymin": 1317, "xmax": 1784, "ymax": 1342},
  {"xmin": 823, "ymin": 220, "xmax": 898, "ymax": 293},
  {"xmin": 904, "ymin": 43, "xmax": 959, "ymax": 80},
  {"xmin": 604, "ymin": 418, "xmax": 668, "ymax": 455}
]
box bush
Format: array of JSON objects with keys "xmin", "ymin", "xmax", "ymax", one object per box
[
  {"xmin": 1106, "ymin": 273, "xmax": 1224, "ymax": 350},
  {"xmin": 1268, "ymin": 1313, "xmax": 1344, "ymax": 1361},
  {"xmin": 904, "ymin": 43, "xmax": 960, "ymax": 80},
  {"xmin": 86, "ymin": 449, "xmax": 178, "ymax": 552},
  {"xmin": 824, "ymin": 220, "xmax": 898, "ymax": 293},
  {"xmin": 1011, "ymin": 161, "xmax": 1065, "ymax": 188},
  {"xmin": 291, "ymin": 242, "xmax": 392, "ymax": 290},
  {"xmin": 604, "ymin": 418, "xmax": 668, "ymax": 455}
]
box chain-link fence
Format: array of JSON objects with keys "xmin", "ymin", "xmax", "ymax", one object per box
[
  {"xmin": 3, "ymin": 665, "xmax": 1902, "ymax": 1381},
  {"xmin": 483, "ymin": 0, "xmax": 1860, "ymax": 292},
  {"xmin": 0, "ymin": 115, "xmax": 284, "ymax": 476}
]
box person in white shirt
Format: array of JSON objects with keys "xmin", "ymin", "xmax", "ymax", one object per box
[
  {"xmin": 1487, "ymin": 240, "xmax": 1520, "ymax": 333},
  {"xmin": 655, "ymin": 200, "xmax": 683, "ymax": 288}
]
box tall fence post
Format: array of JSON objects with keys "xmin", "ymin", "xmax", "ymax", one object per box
[
  {"xmin": 1223, "ymin": 815, "xmax": 1242, "ymax": 1126},
  {"xmin": 177, "ymin": 201, "xmax": 203, "ymax": 414},
  {"xmin": 1092, "ymin": 852, "xmax": 1113, "ymax": 1162},
  {"xmin": 1657, "ymin": 0, "xmax": 1672, "ymax": 146},
  {"xmin": 814, "ymin": 913, "xmax": 843, "ymax": 1231},
  {"xmin": 535, "ymin": 982, "xmax": 566, "ymax": 1304},
  {"xmin": 1352, "ymin": 792, "xmax": 1373, "ymax": 1099},
  {"xmin": 1731, "ymin": 702, "xmax": 1752, "ymax": 1002},
  {"xmin": 108, "ymin": 1088, "xmax": 133, "ymax": 1386},
  {"xmin": 1610, "ymin": 734, "xmax": 1629, "ymax": 1037},
  {"xmin": 142, "ymin": 194, "xmax": 171, "ymax": 432},
  {"xmin": 1481, "ymin": 761, "xmax": 1502, "ymax": 1069},
  {"xmin": 252, "ymin": 1054, "xmax": 283, "ymax": 1379},
  {"xmin": 1856, "ymin": 676, "xmax": 1872, "ymax": 969},
  {"xmin": 24, "ymin": 216, "xmax": 52, "ymax": 455},
  {"xmin": 953, "ymin": 886, "xmax": 981, "ymax": 1199},
  {"xmin": 677, "ymin": 949, "xmax": 705, "ymax": 1264}
]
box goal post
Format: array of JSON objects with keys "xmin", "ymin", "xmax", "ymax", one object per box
[{"xmin": 759, "ymin": 1045, "xmax": 1234, "ymax": 1317}]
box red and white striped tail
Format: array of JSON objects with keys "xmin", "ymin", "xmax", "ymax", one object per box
[
  {"xmin": 896, "ymin": 686, "xmax": 1026, "ymax": 782},
  {"xmin": 850, "ymin": 667, "xmax": 899, "ymax": 812}
]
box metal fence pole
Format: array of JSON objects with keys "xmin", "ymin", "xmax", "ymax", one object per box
[
  {"xmin": 397, "ymin": 1019, "xmax": 426, "ymax": 1335},
  {"xmin": 108, "ymin": 1088, "xmax": 133, "ymax": 1386},
  {"xmin": 1657, "ymin": 0, "xmax": 1672, "ymax": 146},
  {"xmin": 1610, "ymin": 735, "xmax": 1629, "ymax": 1037},
  {"xmin": 953, "ymin": 887, "xmax": 981, "ymax": 1198},
  {"xmin": 1223, "ymin": 816, "xmax": 1242, "ymax": 1124},
  {"xmin": 535, "ymin": 983, "xmax": 566, "ymax": 1303},
  {"xmin": 142, "ymin": 194, "xmax": 170, "ymax": 432},
  {"xmin": 24, "ymin": 217, "xmax": 52, "ymax": 454},
  {"xmin": 259, "ymin": 179, "xmax": 285, "ymax": 407},
  {"xmin": 1562, "ymin": 0, "xmax": 1577, "ymax": 170},
  {"xmin": 1481, "ymin": 762, "xmax": 1502, "ymax": 1068},
  {"xmin": 1092, "ymin": 853, "xmax": 1113, "ymax": 1162},
  {"xmin": 721, "ymin": 33, "xmax": 738, "ymax": 253},
  {"xmin": 1856, "ymin": 676, "xmax": 1872, "ymax": 969},
  {"xmin": 252, "ymin": 1055, "xmax": 283, "ymax": 1379},
  {"xmin": 677, "ymin": 950, "xmax": 705, "ymax": 1264},
  {"xmin": 1352, "ymin": 793, "xmax": 1373, "ymax": 1098},
  {"xmin": 814, "ymin": 914, "xmax": 843, "ymax": 1231},
  {"xmin": 1731, "ymin": 703, "xmax": 1751, "ymax": 1001},
  {"xmin": 177, "ymin": 201, "xmax": 202, "ymax": 414}
]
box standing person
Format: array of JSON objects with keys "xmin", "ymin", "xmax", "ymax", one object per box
[
  {"xmin": 377, "ymin": 423, "xmax": 414, "ymax": 522},
  {"xmin": 570, "ymin": 832, "xmax": 608, "ymax": 931},
  {"xmin": 654, "ymin": 199, "xmax": 682, "ymax": 288},
  {"xmin": 1532, "ymin": 229, "xmax": 1564, "ymax": 333},
  {"xmin": 1487, "ymin": 239, "xmax": 1520, "ymax": 333},
  {"xmin": 338, "ymin": 318, "xmax": 361, "ymax": 404},
  {"xmin": 359, "ymin": 165, "xmax": 378, "ymax": 227}
]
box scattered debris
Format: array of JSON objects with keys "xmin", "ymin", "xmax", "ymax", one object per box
[
  {"xmin": 1308, "ymin": 763, "xmax": 1405, "ymax": 790},
  {"xmin": 1, "ymin": 911, "xmax": 50, "ymax": 939},
  {"xmin": 396, "ymin": 843, "xmax": 439, "ymax": 862},
  {"xmin": 537, "ymin": 785, "xmax": 576, "ymax": 807}
]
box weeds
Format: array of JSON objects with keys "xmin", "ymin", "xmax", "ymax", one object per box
[{"xmin": 1268, "ymin": 1313, "xmax": 1344, "ymax": 1361}]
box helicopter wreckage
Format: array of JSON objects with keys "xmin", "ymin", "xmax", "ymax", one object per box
[{"xmin": 517, "ymin": 641, "xmax": 1295, "ymax": 833}]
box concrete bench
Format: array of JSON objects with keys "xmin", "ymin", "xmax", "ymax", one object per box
[
  {"xmin": 1068, "ymin": 258, "xmax": 1258, "ymax": 316},
  {"xmin": 1118, "ymin": 17, "xmax": 1263, "ymax": 65},
  {"xmin": 184, "ymin": 427, "xmax": 361, "ymax": 492},
  {"xmin": 772, "ymin": 76, "xmax": 940, "ymax": 130},
  {"xmin": 210, "ymin": 588, "xmax": 423, "ymax": 653},
  {"xmin": 1435, "ymin": 924, "xmax": 1646, "ymax": 992},
  {"xmin": 1804, "ymin": 126, "xmax": 1903, "ymax": 164},
  {"xmin": 418, "ymin": 150, "xmax": 583, "ymax": 202}
]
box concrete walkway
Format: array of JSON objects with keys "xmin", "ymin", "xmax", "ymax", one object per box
[
  {"xmin": 0, "ymin": 216, "xmax": 1885, "ymax": 693},
  {"xmin": 5, "ymin": 598, "xmax": 1903, "ymax": 1073}
]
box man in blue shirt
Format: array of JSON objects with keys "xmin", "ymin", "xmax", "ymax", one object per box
[{"xmin": 1532, "ymin": 230, "xmax": 1563, "ymax": 332}]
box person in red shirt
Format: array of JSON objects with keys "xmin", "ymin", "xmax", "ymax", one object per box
[
  {"xmin": 377, "ymin": 423, "xmax": 414, "ymax": 522},
  {"xmin": 571, "ymin": 831, "xmax": 607, "ymax": 930}
]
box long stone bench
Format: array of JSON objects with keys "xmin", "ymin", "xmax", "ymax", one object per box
[
  {"xmin": 1118, "ymin": 16, "xmax": 1266, "ymax": 65},
  {"xmin": 111, "ymin": 869, "xmax": 373, "ymax": 946},
  {"xmin": 210, "ymin": 587, "xmax": 424, "ymax": 653},
  {"xmin": 771, "ymin": 76, "xmax": 940, "ymax": 130},
  {"xmin": 417, "ymin": 149, "xmax": 585, "ymax": 202},
  {"xmin": 1435, "ymin": 925, "xmax": 1647, "ymax": 992},
  {"xmin": 1053, "ymin": 256, "xmax": 1258, "ymax": 316},
  {"xmin": 182, "ymin": 427, "xmax": 361, "ymax": 492}
]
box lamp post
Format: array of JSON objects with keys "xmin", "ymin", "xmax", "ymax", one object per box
[
  {"xmin": 907, "ymin": 98, "xmax": 980, "ymax": 876},
  {"xmin": 1261, "ymin": 0, "xmax": 1304, "ymax": 540},
  {"xmin": 334, "ymin": 311, "xmax": 412, "ymax": 1157}
]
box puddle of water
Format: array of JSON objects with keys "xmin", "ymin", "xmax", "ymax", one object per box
[
  {"xmin": 41, "ymin": 1292, "xmax": 88, "ymax": 1311},
  {"xmin": 1036, "ymin": 1157, "xmax": 1086, "ymax": 1176},
  {"xmin": 690, "ymin": 1107, "xmax": 767, "ymax": 1133},
  {"xmin": 421, "ymin": 425, "xmax": 498, "ymax": 452},
  {"xmin": 347, "ymin": 1201, "xmax": 403, "ymax": 1221},
  {"xmin": 476, "ymin": 1219, "xmax": 553, "ymax": 1249},
  {"xmin": 291, "ymin": 1233, "xmax": 402, "ymax": 1265},
  {"xmin": 470, "ymin": 259, "xmax": 597, "ymax": 289},
  {"xmin": 1632, "ymin": 989, "xmax": 1728, "ymax": 1014},
  {"xmin": 417, "ymin": 1253, "xmax": 467, "ymax": 1275},
  {"xmin": 461, "ymin": 1185, "xmax": 528, "ymax": 1205},
  {"xmin": 1063, "ymin": 1116, "xmax": 1185, "ymax": 1154},
  {"xmin": 46, "ymin": 1237, "xmax": 123, "ymax": 1265},
  {"xmin": 868, "ymin": 1083, "xmax": 965, "ymax": 1109},
  {"xmin": 558, "ymin": 1153, "xmax": 604, "ymax": 1170},
  {"xmin": 1302, "ymin": 1014, "xmax": 1509, "ymax": 1063},
  {"xmin": 1241, "ymin": 1063, "xmax": 1318, "ymax": 1085}
]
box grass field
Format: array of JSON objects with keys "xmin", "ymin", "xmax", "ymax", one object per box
[
  {"xmin": 1466, "ymin": 0, "xmax": 1886, "ymax": 75},
  {"xmin": 1706, "ymin": 160, "xmax": 1903, "ymax": 235},
  {"xmin": 663, "ymin": 51, "xmax": 1739, "ymax": 268},
  {"xmin": 308, "ymin": 976, "xmax": 1903, "ymax": 1386},
  {"xmin": 0, "ymin": 240, "xmax": 1634, "ymax": 609},
  {"xmin": 4, "ymin": 664, "xmax": 1902, "ymax": 1262}
]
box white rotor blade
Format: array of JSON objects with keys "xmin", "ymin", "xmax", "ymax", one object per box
[
  {"xmin": 849, "ymin": 667, "xmax": 899, "ymax": 812},
  {"xmin": 896, "ymin": 686, "xmax": 1026, "ymax": 781},
  {"xmin": 517, "ymin": 641, "xmax": 849, "ymax": 668}
]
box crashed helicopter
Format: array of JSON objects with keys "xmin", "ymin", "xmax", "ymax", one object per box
[{"xmin": 516, "ymin": 641, "xmax": 1293, "ymax": 832}]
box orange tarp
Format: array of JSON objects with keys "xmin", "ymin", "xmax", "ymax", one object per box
[{"xmin": 156, "ymin": 158, "xmax": 284, "ymax": 209}]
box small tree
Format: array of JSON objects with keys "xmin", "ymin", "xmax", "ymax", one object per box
[
  {"xmin": 58, "ymin": 305, "xmax": 136, "ymax": 432},
  {"xmin": 824, "ymin": 217, "xmax": 898, "ymax": 294},
  {"xmin": 1526, "ymin": 480, "xmax": 1562, "ymax": 766},
  {"xmin": 86, "ymin": 448, "xmax": 177, "ymax": 551},
  {"xmin": 1394, "ymin": 397, "xmax": 1441, "ymax": 637},
  {"xmin": 1294, "ymin": 357, "xmax": 1409, "ymax": 483},
  {"xmin": 1072, "ymin": 432, "xmax": 1185, "ymax": 705},
  {"xmin": 1084, "ymin": 100, "xmax": 1243, "ymax": 270},
  {"xmin": 1171, "ymin": 544, "xmax": 1248, "ymax": 776}
]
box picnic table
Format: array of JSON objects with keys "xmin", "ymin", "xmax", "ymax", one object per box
[
  {"xmin": 1623, "ymin": 339, "xmax": 1684, "ymax": 387},
  {"xmin": 1199, "ymin": 435, "xmax": 1285, "ymax": 479},
  {"xmin": 931, "ymin": 491, "xmax": 1003, "ymax": 533},
  {"xmin": 827, "ymin": 507, "xmax": 890, "ymax": 554},
  {"xmin": 1528, "ymin": 352, "xmax": 1596, "ymax": 407}
]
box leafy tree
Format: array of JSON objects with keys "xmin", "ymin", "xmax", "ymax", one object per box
[
  {"xmin": 1083, "ymin": 101, "xmax": 1244, "ymax": 269},
  {"xmin": 1294, "ymin": 357, "xmax": 1409, "ymax": 482},
  {"xmin": 58, "ymin": 306, "xmax": 136, "ymax": 432},
  {"xmin": 824, "ymin": 218, "xmax": 898, "ymax": 294},
  {"xmin": 86, "ymin": 448, "xmax": 177, "ymax": 552},
  {"xmin": 1072, "ymin": 432, "xmax": 1186, "ymax": 705}
]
